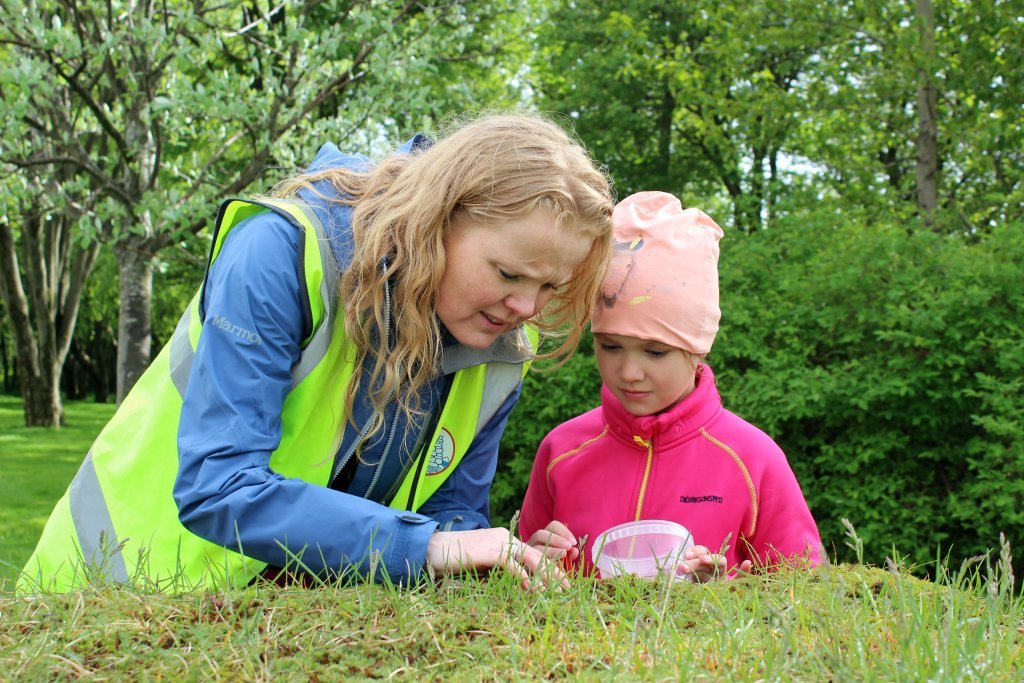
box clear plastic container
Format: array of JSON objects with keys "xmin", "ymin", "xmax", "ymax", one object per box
[{"xmin": 592, "ymin": 520, "xmax": 695, "ymax": 579}]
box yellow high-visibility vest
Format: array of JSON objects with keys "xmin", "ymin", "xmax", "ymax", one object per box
[{"xmin": 20, "ymin": 198, "xmax": 534, "ymax": 593}]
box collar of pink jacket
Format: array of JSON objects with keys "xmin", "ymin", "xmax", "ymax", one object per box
[{"xmin": 601, "ymin": 363, "xmax": 722, "ymax": 446}]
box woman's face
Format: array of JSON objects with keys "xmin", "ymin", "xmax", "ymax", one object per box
[{"xmin": 437, "ymin": 208, "xmax": 592, "ymax": 349}]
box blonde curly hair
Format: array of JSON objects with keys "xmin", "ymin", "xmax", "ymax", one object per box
[{"xmin": 273, "ymin": 112, "xmax": 614, "ymax": 432}]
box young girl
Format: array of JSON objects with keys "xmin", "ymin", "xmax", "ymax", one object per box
[{"xmin": 520, "ymin": 191, "xmax": 822, "ymax": 581}]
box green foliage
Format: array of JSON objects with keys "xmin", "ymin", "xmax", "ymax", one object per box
[
  {"xmin": 532, "ymin": 0, "xmax": 844, "ymax": 229},
  {"xmin": 0, "ymin": 0, "xmax": 534, "ymax": 409},
  {"xmin": 714, "ymin": 210, "xmax": 1023, "ymax": 569},
  {"xmin": 798, "ymin": 0, "xmax": 1024, "ymax": 227},
  {"xmin": 1, "ymin": 0, "xmax": 530, "ymax": 242},
  {"xmin": 533, "ymin": 0, "xmax": 1024, "ymax": 230}
]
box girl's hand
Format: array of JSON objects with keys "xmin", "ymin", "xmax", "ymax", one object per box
[
  {"xmin": 426, "ymin": 527, "xmax": 569, "ymax": 590},
  {"xmin": 676, "ymin": 545, "xmax": 754, "ymax": 582},
  {"xmin": 524, "ymin": 520, "xmax": 581, "ymax": 564}
]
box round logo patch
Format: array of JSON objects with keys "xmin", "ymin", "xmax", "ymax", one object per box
[{"xmin": 426, "ymin": 428, "xmax": 455, "ymax": 475}]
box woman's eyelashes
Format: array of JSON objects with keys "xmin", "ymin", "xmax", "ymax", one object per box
[{"xmin": 498, "ymin": 262, "xmax": 563, "ymax": 289}]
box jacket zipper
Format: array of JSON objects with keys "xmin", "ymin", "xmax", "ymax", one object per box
[
  {"xmin": 633, "ymin": 435, "xmax": 654, "ymax": 521},
  {"xmin": 328, "ymin": 265, "xmax": 395, "ymax": 491},
  {"xmin": 362, "ymin": 406, "xmax": 400, "ymax": 499}
]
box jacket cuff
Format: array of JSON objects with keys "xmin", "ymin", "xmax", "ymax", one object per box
[{"xmin": 384, "ymin": 513, "xmax": 439, "ymax": 585}]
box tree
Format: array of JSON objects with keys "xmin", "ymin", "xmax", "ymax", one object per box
[
  {"xmin": 939, "ymin": 0, "xmax": 1024, "ymax": 228},
  {"xmin": 532, "ymin": 0, "xmax": 840, "ymax": 230},
  {"xmin": 0, "ymin": 179, "xmax": 100, "ymax": 426},
  {"xmin": 1, "ymin": 0, "xmax": 530, "ymax": 418},
  {"xmin": 800, "ymin": 0, "xmax": 1024, "ymax": 230},
  {"xmin": 914, "ymin": 0, "xmax": 939, "ymax": 223},
  {"xmin": 0, "ymin": 51, "xmax": 100, "ymax": 426}
]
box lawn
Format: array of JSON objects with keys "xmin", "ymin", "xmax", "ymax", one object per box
[
  {"xmin": 0, "ymin": 394, "xmax": 115, "ymax": 590},
  {"xmin": 2, "ymin": 558, "xmax": 1021, "ymax": 679},
  {"xmin": 0, "ymin": 394, "xmax": 1020, "ymax": 679}
]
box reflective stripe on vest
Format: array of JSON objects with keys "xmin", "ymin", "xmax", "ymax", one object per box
[
  {"xmin": 69, "ymin": 451, "xmax": 129, "ymax": 582},
  {"xmin": 22, "ymin": 198, "xmax": 532, "ymax": 592}
]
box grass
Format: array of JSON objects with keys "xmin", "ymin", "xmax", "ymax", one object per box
[
  {"xmin": 1, "ymin": 558, "xmax": 1020, "ymax": 680},
  {"xmin": 0, "ymin": 395, "xmax": 1020, "ymax": 679},
  {"xmin": 0, "ymin": 394, "xmax": 116, "ymax": 589}
]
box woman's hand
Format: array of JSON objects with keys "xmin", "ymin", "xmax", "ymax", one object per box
[
  {"xmin": 523, "ymin": 520, "xmax": 581, "ymax": 565},
  {"xmin": 426, "ymin": 527, "xmax": 569, "ymax": 590},
  {"xmin": 676, "ymin": 545, "xmax": 753, "ymax": 582}
]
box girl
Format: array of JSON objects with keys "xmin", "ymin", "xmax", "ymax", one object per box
[{"xmin": 520, "ymin": 191, "xmax": 821, "ymax": 580}]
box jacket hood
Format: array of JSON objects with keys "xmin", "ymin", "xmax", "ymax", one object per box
[{"xmin": 297, "ymin": 135, "xmax": 432, "ymax": 269}]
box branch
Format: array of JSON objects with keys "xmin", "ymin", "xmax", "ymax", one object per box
[
  {"xmin": 56, "ymin": 239, "xmax": 100, "ymax": 363},
  {"xmin": 48, "ymin": 56, "xmax": 131, "ymax": 162},
  {"xmin": 281, "ymin": 0, "xmax": 430, "ymax": 132},
  {"xmin": 223, "ymin": 1, "xmax": 288, "ymax": 37},
  {"xmin": 174, "ymin": 128, "xmax": 247, "ymax": 207},
  {"xmin": 5, "ymin": 154, "xmax": 133, "ymax": 208},
  {"xmin": 281, "ymin": 45, "xmax": 373, "ymax": 133}
]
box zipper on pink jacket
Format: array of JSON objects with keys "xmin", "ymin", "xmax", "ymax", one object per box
[{"xmin": 632, "ymin": 435, "xmax": 654, "ymax": 520}]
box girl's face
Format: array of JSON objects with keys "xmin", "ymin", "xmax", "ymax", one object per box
[
  {"xmin": 593, "ymin": 332, "xmax": 698, "ymax": 416},
  {"xmin": 437, "ymin": 208, "xmax": 592, "ymax": 350}
]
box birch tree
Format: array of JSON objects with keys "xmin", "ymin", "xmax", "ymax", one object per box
[
  {"xmin": 1, "ymin": 0, "xmax": 523, "ymax": 416},
  {"xmin": 0, "ymin": 41, "xmax": 100, "ymax": 426}
]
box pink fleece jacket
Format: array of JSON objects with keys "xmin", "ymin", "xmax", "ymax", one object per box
[{"xmin": 520, "ymin": 364, "xmax": 822, "ymax": 576}]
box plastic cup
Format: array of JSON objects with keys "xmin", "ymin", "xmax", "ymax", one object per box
[{"xmin": 592, "ymin": 520, "xmax": 695, "ymax": 579}]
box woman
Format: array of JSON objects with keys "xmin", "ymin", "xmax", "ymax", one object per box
[{"xmin": 21, "ymin": 114, "xmax": 613, "ymax": 592}]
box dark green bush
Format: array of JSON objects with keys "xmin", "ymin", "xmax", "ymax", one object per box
[{"xmin": 496, "ymin": 212, "xmax": 1023, "ymax": 572}]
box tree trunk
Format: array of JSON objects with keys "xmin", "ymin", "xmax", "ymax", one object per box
[
  {"xmin": 0, "ymin": 210, "xmax": 96, "ymax": 426},
  {"xmin": 915, "ymin": 0, "xmax": 939, "ymax": 227},
  {"xmin": 115, "ymin": 238, "xmax": 155, "ymax": 403},
  {"xmin": 656, "ymin": 81, "xmax": 676, "ymax": 191},
  {"xmin": 1, "ymin": 216, "xmax": 51, "ymax": 425},
  {"xmin": 767, "ymin": 149, "xmax": 779, "ymax": 226},
  {"xmin": 0, "ymin": 328, "xmax": 12, "ymax": 392},
  {"xmin": 749, "ymin": 142, "xmax": 767, "ymax": 231},
  {"xmin": 68, "ymin": 323, "xmax": 113, "ymax": 404},
  {"xmin": 733, "ymin": 194, "xmax": 762, "ymax": 235},
  {"xmin": 21, "ymin": 370, "xmax": 64, "ymax": 427}
]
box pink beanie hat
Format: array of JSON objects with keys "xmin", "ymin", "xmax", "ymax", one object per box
[{"xmin": 591, "ymin": 192, "xmax": 724, "ymax": 355}]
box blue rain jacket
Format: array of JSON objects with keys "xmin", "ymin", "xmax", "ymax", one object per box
[{"xmin": 173, "ymin": 138, "xmax": 521, "ymax": 583}]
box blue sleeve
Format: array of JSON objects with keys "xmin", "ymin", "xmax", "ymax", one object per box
[
  {"xmin": 174, "ymin": 212, "xmax": 437, "ymax": 583},
  {"xmin": 416, "ymin": 382, "xmax": 523, "ymax": 531}
]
